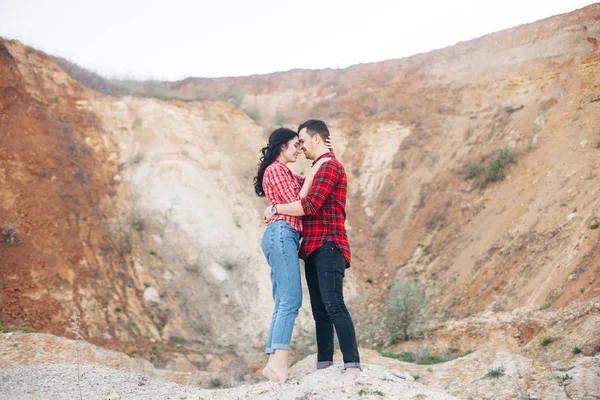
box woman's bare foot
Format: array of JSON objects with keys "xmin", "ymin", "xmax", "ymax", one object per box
[
  {"xmin": 261, "ymin": 364, "xmax": 287, "ymax": 382},
  {"xmin": 261, "ymin": 350, "xmax": 289, "ymax": 382},
  {"xmin": 339, "ymin": 366, "xmax": 361, "ymax": 381}
]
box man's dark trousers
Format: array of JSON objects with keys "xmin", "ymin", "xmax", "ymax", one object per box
[{"xmin": 304, "ymin": 240, "xmax": 361, "ymax": 369}]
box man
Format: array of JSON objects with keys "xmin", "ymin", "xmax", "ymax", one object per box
[{"xmin": 264, "ymin": 119, "xmax": 361, "ymax": 380}]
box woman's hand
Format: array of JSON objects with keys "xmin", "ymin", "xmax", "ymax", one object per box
[
  {"xmin": 325, "ymin": 137, "xmax": 334, "ymax": 152},
  {"xmin": 263, "ymin": 205, "xmax": 274, "ymax": 224}
]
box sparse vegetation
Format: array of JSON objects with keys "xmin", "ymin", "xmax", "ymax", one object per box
[
  {"xmin": 210, "ymin": 377, "xmax": 222, "ymax": 388},
  {"xmin": 130, "ymin": 213, "xmax": 145, "ymax": 232},
  {"xmin": 486, "ymin": 367, "xmax": 505, "ymax": 378},
  {"xmin": 228, "ymin": 87, "xmax": 244, "ymax": 108},
  {"xmin": 380, "ymin": 349, "xmax": 475, "ymax": 365},
  {"xmin": 1, "ymin": 223, "xmax": 17, "ymax": 246},
  {"xmin": 572, "ymin": 347, "xmax": 582, "ymax": 354},
  {"xmin": 541, "ymin": 337, "xmax": 558, "ymax": 346},
  {"xmin": 384, "ymin": 280, "xmax": 429, "ymax": 343},
  {"xmin": 169, "ymin": 336, "xmax": 186, "ymax": 345},
  {"xmin": 244, "ymin": 106, "xmax": 261, "ymax": 122},
  {"xmin": 150, "ymin": 343, "xmax": 166, "ymax": 368},
  {"xmin": 589, "ymin": 214, "xmax": 600, "ymax": 230},
  {"xmin": 128, "ymin": 319, "xmax": 141, "ymax": 336},
  {"xmin": 159, "ymin": 200, "xmax": 177, "ymax": 239},
  {"xmin": 0, "ymin": 326, "xmax": 36, "ymax": 333},
  {"xmin": 413, "ymin": 375, "xmax": 420, "ymax": 380},
  {"xmin": 558, "ymin": 373, "xmax": 573, "ymax": 384},
  {"xmin": 101, "ymin": 218, "xmax": 133, "ymax": 257},
  {"xmin": 190, "ymin": 319, "xmax": 210, "ymax": 335},
  {"xmin": 130, "ymin": 152, "xmax": 144, "ymax": 165},
  {"xmin": 464, "ymin": 148, "xmax": 515, "ymax": 187},
  {"xmin": 358, "ymin": 389, "xmax": 385, "ymax": 397}
]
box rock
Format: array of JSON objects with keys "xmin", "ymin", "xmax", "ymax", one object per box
[
  {"xmin": 534, "ymin": 115, "xmax": 547, "ymax": 126},
  {"xmin": 152, "ymin": 234, "xmax": 163, "ymax": 245},
  {"xmin": 208, "ymin": 262, "xmax": 229, "ymax": 283},
  {"xmin": 165, "ymin": 355, "xmax": 198, "ymax": 372},
  {"xmin": 143, "ymin": 287, "xmax": 160, "ymax": 304},
  {"xmin": 113, "ymin": 174, "xmax": 122, "ymax": 184}
]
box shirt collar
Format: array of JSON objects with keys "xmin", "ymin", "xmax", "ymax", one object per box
[
  {"xmin": 311, "ymin": 152, "xmax": 334, "ymax": 167},
  {"xmin": 274, "ymin": 159, "xmax": 290, "ymax": 169}
]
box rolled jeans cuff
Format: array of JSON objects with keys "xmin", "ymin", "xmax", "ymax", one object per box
[
  {"xmin": 344, "ymin": 362, "xmax": 362, "ymax": 370},
  {"xmin": 317, "ymin": 361, "xmax": 334, "ymax": 370}
]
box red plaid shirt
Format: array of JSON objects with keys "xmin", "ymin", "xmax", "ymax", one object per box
[
  {"xmin": 263, "ymin": 160, "xmax": 304, "ymax": 233},
  {"xmin": 300, "ymin": 153, "xmax": 351, "ymax": 267}
]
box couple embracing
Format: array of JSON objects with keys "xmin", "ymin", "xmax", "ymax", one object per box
[{"xmin": 253, "ymin": 119, "xmax": 361, "ymax": 382}]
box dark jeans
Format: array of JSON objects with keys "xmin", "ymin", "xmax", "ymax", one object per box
[{"xmin": 305, "ymin": 241, "xmax": 361, "ymax": 369}]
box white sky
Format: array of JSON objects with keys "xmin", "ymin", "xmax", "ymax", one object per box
[{"xmin": 0, "ymin": 0, "xmax": 595, "ymax": 81}]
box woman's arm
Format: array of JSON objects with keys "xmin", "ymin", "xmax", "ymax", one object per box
[{"xmin": 299, "ymin": 158, "xmax": 331, "ymax": 198}]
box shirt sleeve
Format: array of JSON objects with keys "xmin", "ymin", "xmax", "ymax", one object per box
[
  {"xmin": 266, "ymin": 165, "xmax": 301, "ymax": 203},
  {"xmin": 301, "ymin": 161, "xmax": 339, "ymax": 215}
]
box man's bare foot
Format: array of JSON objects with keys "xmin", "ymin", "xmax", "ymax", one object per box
[{"xmin": 339, "ymin": 367, "xmax": 361, "ymax": 381}]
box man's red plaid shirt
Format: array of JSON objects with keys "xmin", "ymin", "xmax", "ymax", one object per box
[
  {"xmin": 263, "ymin": 160, "xmax": 304, "ymax": 233},
  {"xmin": 300, "ymin": 152, "xmax": 351, "ymax": 267}
]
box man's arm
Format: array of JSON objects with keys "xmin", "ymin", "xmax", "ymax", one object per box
[{"xmin": 274, "ymin": 200, "xmax": 305, "ymax": 216}]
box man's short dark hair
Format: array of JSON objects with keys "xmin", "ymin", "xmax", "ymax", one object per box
[{"xmin": 298, "ymin": 119, "xmax": 330, "ymax": 141}]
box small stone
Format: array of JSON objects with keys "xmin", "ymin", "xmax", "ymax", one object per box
[
  {"xmin": 143, "ymin": 287, "xmax": 161, "ymax": 304},
  {"xmin": 113, "ymin": 174, "xmax": 122, "ymax": 184},
  {"xmin": 105, "ymin": 394, "xmax": 121, "ymax": 400}
]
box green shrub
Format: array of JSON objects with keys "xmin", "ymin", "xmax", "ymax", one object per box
[
  {"xmin": 130, "ymin": 214, "xmax": 145, "ymax": 231},
  {"xmin": 384, "ymin": 280, "xmax": 429, "ymax": 343},
  {"xmin": 1, "ymin": 224, "xmax": 17, "ymax": 246},
  {"xmin": 169, "ymin": 336, "xmax": 186, "ymax": 345},
  {"xmin": 486, "ymin": 367, "xmax": 505, "ymax": 378},
  {"xmin": 589, "ymin": 214, "xmax": 600, "ymax": 230},
  {"xmin": 572, "ymin": 347, "xmax": 582, "ymax": 354},
  {"xmin": 380, "ymin": 351, "xmax": 415, "ymax": 363},
  {"xmin": 541, "ymin": 337, "xmax": 558, "ymax": 346},
  {"xmin": 464, "ymin": 148, "xmax": 515, "ymax": 187}
]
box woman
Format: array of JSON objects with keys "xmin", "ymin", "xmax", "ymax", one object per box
[{"xmin": 253, "ymin": 127, "xmax": 329, "ymax": 382}]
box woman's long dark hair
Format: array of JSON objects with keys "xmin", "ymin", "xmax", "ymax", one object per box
[{"xmin": 254, "ymin": 128, "xmax": 298, "ymax": 197}]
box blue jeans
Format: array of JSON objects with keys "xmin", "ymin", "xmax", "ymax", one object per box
[{"xmin": 261, "ymin": 220, "xmax": 302, "ymax": 354}]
